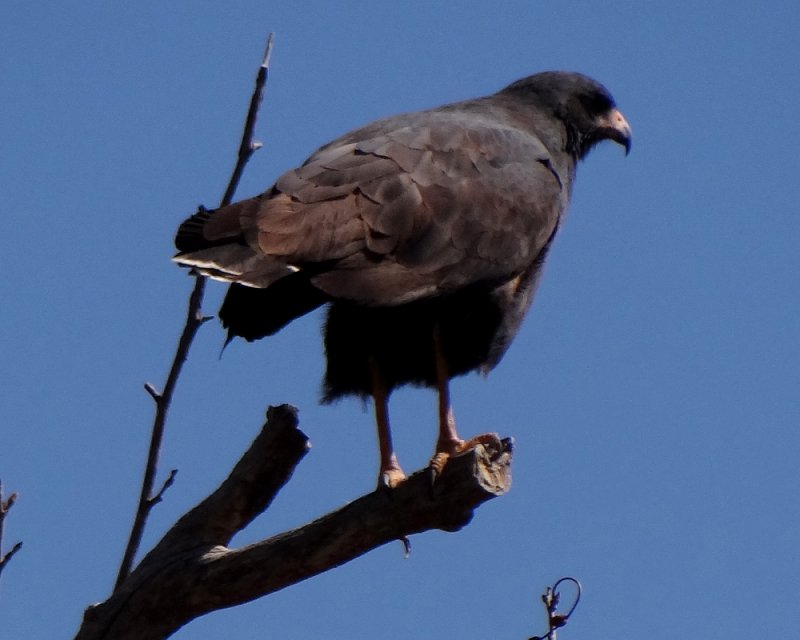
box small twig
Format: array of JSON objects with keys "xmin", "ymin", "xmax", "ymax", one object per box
[
  {"xmin": 528, "ymin": 577, "xmax": 582, "ymax": 640},
  {"xmin": 143, "ymin": 382, "xmax": 161, "ymax": 402},
  {"xmin": 150, "ymin": 469, "xmax": 179, "ymax": 506},
  {"xmin": 114, "ymin": 32, "xmax": 276, "ymax": 592},
  {"xmin": 0, "ymin": 542, "xmax": 23, "ymax": 577},
  {"xmin": 0, "ymin": 481, "xmax": 23, "ymax": 580},
  {"xmin": 0, "ymin": 481, "xmax": 17, "ymax": 544},
  {"xmin": 221, "ymin": 31, "xmax": 274, "ymax": 205}
]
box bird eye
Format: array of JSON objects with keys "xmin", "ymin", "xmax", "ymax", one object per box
[{"xmin": 580, "ymin": 92, "xmax": 612, "ymax": 114}]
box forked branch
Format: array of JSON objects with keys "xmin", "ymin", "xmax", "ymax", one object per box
[{"xmin": 76, "ymin": 406, "xmax": 512, "ymax": 639}]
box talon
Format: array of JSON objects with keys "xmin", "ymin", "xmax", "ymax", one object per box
[
  {"xmin": 458, "ymin": 432, "xmax": 503, "ymax": 455},
  {"xmin": 378, "ymin": 466, "xmax": 407, "ymax": 490},
  {"xmin": 428, "ymin": 432, "xmax": 502, "ymax": 485},
  {"xmin": 428, "ymin": 451, "xmax": 450, "ymax": 487},
  {"xmin": 424, "ymin": 465, "xmax": 438, "ymax": 493}
]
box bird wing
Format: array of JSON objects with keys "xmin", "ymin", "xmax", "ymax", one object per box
[{"xmin": 248, "ymin": 110, "xmax": 566, "ymax": 305}]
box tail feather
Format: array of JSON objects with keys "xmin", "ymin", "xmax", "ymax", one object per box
[
  {"xmin": 172, "ymin": 245, "xmax": 296, "ymax": 287},
  {"xmin": 220, "ymin": 275, "xmax": 329, "ymax": 342},
  {"xmin": 175, "ymin": 200, "xmax": 328, "ymax": 340},
  {"xmin": 175, "ymin": 199, "xmax": 260, "ymax": 252},
  {"xmin": 175, "ymin": 206, "xmax": 218, "ymax": 252},
  {"xmin": 174, "ymin": 200, "xmax": 294, "ymax": 288}
]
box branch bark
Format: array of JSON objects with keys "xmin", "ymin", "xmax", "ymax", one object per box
[{"xmin": 75, "ymin": 405, "xmax": 513, "ymax": 639}]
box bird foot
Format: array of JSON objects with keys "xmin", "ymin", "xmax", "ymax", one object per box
[
  {"xmin": 428, "ymin": 432, "xmax": 503, "ymax": 484},
  {"xmin": 378, "ymin": 465, "xmax": 407, "ymax": 490},
  {"xmin": 428, "ymin": 451, "xmax": 450, "ymax": 485}
]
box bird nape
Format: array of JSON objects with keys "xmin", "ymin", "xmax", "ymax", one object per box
[{"xmin": 174, "ymin": 70, "xmax": 631, "ymax": 488}]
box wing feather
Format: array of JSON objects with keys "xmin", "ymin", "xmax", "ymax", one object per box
[{"xmin": 241, "ymin": 109, "xmax": 565, "ymax": 304}]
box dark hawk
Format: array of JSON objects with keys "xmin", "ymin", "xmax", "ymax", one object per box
[{"xmin": 174, "ymin": 71, "xmax": 631, "ymax": 487}]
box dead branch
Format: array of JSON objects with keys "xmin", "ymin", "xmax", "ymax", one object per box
[
  {"xmin": 0, "ymin": 481, "xmax": 22, "ymax": 581},
  {"xmin": 75, "ymin": 405, "xmax": 512, "ymax": 640},
  {"xmin": 114, "ymin": 33, "xmax": 275, "ymax": 590}
]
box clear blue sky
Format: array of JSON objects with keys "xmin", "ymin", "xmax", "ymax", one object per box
[{"xmin": 2, "ymin": 2, "xmax": 799, "ymax": 638}]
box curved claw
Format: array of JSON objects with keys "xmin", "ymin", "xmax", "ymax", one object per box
[
  {"xmin": 427, "ymin": 451, "xmax": 450, "ymax": 490},
  {"xmin": 428, "ymin": 432, "xmax": 503, "ymax": 487},
  {"xmin": 460, "ymin": 432, "xmax": 503, "ymax": 454},
  {"xmin": 378, "ymin": 466, "xmax": 407, "ymax": 491}
]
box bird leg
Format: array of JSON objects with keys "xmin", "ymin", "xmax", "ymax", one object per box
[
  {"xmin": 429, "ymin": 326, "xmax": 501, "ymax": 481},
  {"xmin": 370, "ymin": 357, "xmax": 406, "ymax": 489}
]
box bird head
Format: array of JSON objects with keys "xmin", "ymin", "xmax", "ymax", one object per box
[{"xmin": 501, "ymin": 71, "xmax": 632, "ymax": 159}]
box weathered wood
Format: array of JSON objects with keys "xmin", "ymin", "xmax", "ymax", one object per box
[{"xmin": 75, "ymin": 405, "xmax": 512, "ymax": 640}]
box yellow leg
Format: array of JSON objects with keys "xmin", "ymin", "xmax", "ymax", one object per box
[
  {"xmin": 370, "ymin": 357, "xmax": 405, "ymax": 489},
  {"xmin": 434, "ymin": 328, "xmax": 462, "ymax": 453},
  {"xmin": 429, "ymin": 325, "xmax": 501, "ymax": 479}
]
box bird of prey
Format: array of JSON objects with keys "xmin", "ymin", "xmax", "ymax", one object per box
[{"xmin": 174, "ymin": 71, "xmax": 631, "ymax": 488}]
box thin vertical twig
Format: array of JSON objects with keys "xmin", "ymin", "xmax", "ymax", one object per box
[
  {"xmin": 222, "ymin": 32, "xmax": 274, "ymax": 205},
  {"xmin": 114, "ymin": 33, "xmax": 276, "ymax": 592}
]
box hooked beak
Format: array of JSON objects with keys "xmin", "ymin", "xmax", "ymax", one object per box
[{"xmin": 598, "ymin": 108, "xmax": 632, "ymax": 155}]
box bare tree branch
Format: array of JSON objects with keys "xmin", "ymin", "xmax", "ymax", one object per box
[
  {"xmin": 75, "ymin": 406, "xmax": 512, "ymax": 639},
  {"xmin": 222, "ymin": 32, "xmax": 274, "ymax": 205},
  {"xmin": 0, "ymin": 481, "xmax": 22, "ymax": 581},
  {"xmin": 0, "ymin": 541, "xmax": 22, "ymax": 578},
  {"xmin": 114, "ymin": 33, "xmax": 276, "ymax": 590},
  {"xmin": 149, "ymin": 468, "xmax": 178, "ymax": 507}
]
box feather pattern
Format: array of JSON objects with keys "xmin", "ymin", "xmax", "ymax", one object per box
[{"xmin": 172, "ymin": 71, "xmax": 631, "ymax": 402}]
